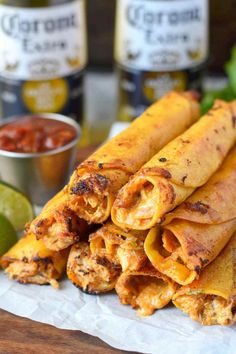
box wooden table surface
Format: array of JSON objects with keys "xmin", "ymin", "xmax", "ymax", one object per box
[{"xmin": 0, "ymin": 309, "xmax": 138, "ymax": 354}]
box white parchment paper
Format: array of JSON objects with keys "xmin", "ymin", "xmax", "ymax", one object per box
[{"xmin": 0, "ymin": 273, "xmax": 235, "ymax": 354}]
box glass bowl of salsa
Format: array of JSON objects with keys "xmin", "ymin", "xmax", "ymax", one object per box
[{"xmin": 0, "ymin": 114, "xmax": 80, "ymax": 206}]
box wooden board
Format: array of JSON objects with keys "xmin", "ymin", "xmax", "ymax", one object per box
[{"xmin": 0, "ymin": 309, "xmax": 138, "ymax": 354}]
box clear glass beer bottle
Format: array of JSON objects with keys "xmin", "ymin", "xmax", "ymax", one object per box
[
  {"xmin": 114, "ymin": 0, "xmax": 209, "ymax": 121},
  {"xmin": 0, "ymin": 0, "xmax": 87, "ymax": 123}
]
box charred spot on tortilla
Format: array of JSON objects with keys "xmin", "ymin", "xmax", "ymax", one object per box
[
  {"xmin": 98, "ymin": 163, "xmax": 103, "ymax": 169},
  {"xmin": 232, "ymin": 115, "xmax": 236, "ymax": 128},
  {"xmin": 72, "ymin": 282, "xmax": 98, "ymax": 295},
  {"xmin": 143, "ymin": 167, "xmax": 172, "ymax": 179},
  {"xmin": 32, "ymin": 256, "xmax": 51, "ymax": 264},
  {"xmin": 182, "ymin": 175, "xmax": 188, "ymax": 183},
  {"xmin": 186, "ymin": 159, "xmax": 191, "ymax": 166},
  {"xmin": 181, "ymin": 139, "xmax": 190, "ymax": 144},
  {"xmin": 194, "ymin": 265, "xmax": 201, "ymax": 274},
  {"xmin": 95, "ymin": 256, "xmax": 121, "ymax": 271},
  {"xmin": 159, "ymin": 157, "xmax": 167, "ymax": 162},
  {"xmin": 184, "ymin": 201, "xmax": 210, "ymax": 215},
  {"xmin": 70, "ymin": 174, "xmax": 109, "ymax": 195},
  {"xmin": 95, "ymin": 174, "xmax": 109, "ymax": 191},
  {"xmin": 199, "ymin": 258, "xmax": 209, "ymax": 266},
  {"xmin": 71, "ymin": 181, "xmax": 91, "ymax": 195},
  {"xmin": 231, "ymin": 305, "xmax": 236, "ymax": 316},
  {"xmin": 65, "ymin": 216, "xmax": 73, "ymax": 232}
]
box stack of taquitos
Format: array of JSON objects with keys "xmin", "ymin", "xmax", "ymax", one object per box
[
  {"xmin": 67, "ymin": 221, "xmax": 177, "ymax": 316},
  {"xmin": 112, "ymin": 100, "xmax": 236, "ymax": 230},
  {"xmin": 144, "ymin": 146, "xmax": 236, "ymax": 286},
  {"xmin": 29, "ymin": 91, "xmax": 200, "ymax": 251},
  {"xmin": 3, "ymin": 92, "xmax": 236, "ymax": 325}
]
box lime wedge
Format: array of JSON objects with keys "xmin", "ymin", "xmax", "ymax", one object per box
[
  {"xmin": 0, "ymin": 213, "xmax": 18, "ymax": 256},
  {"xmin": 0, "ymin": 181, "xmax": 34, "ymax": 231}
]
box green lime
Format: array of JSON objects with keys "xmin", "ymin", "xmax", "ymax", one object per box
[
  {"xmin": 0, "ymin": 213, "xmax": 18, "ymax": 256},
  {"xmin": 0, "ymin": 181, "xmax": 34, "ymax": 231}
]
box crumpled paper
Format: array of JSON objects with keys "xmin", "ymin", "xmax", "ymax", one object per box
[{"xmin": 0, "ymin": 273, "xmax": 235, "ymax": 354}]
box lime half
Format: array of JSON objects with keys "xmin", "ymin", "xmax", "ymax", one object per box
[
  {"xmin": 0, "ymin": 213, "xmax": 18, "ymax": 256},
  {"xmin": 0, "ymin": 182, "xmax": 34, "ymax": 231}
]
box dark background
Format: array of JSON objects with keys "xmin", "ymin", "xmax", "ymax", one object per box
[{"xmin": 87, "ymin": 0, "xmax": 236, "ymax": 73}]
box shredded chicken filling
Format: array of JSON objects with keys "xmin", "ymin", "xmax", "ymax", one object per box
[
  {"xmin": 114, "ymin": 180, "xmax": 157, "ymax": 227},
  {"xmin": 5, "ymin": 260, "xmax": 59, "ymax": 288},
  {"xmin": 174, "ymin": 294, "xmax": 236, "ymax": 326},
  {"xmin": 90, "ymin": 232, "xmax": 147, "ymax": 272},
  {"xmin": 67, "ymin": 243, "xmax": 121, "ymax": 293}
]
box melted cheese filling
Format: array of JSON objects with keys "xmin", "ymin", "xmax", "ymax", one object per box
[{"xmin": 118, "ymin": 275, "xmax": 173, "ymax": 316}]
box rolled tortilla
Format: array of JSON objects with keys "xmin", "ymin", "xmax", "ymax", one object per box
[
  {"xmin": 144, "ymin": 147, "xmax": 236, "ymax": 285},
  {"xmin": 112, "ymin": 100, "xmax": 236, "ymax": 230},
  {"xmin": 1, "ymin": 233, "xmax": 69, "ymax": 288},
  {"xmin": 173, "ymin": 233, "xmax": 236, "ymax": 326},
  {"xmin": 68, "ymin": 91, "xmax": 200, "ymax": 223},
  {"xmin": 115, "ymin": 263, "xmax": 177, "ymax": 316},
  {"xmin": 89, "ymin": 221, "xmax": 147, "ymax": 272},
  {"xmin": 67, "ymin": 223, "xmax": 148, "ymax": 294},
  {"xmin": 29, "ymin": 190, "xmax": 92, "ymax": 251}
]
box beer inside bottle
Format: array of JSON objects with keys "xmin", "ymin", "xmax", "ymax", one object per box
[
  {"xmin": 114, "ymin": 0, "xmax": 209, "ymax": 121},
  {"xmin": 0, "ymin": 0, "xmax": 87, "ymax": 123}
]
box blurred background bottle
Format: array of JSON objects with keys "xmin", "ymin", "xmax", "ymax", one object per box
[
  {"xmin": 114, "ymin": 0, "xmax": 209, "ymax": 121},
  {"xmin": 0, "ymin": 0, "xmax": 87, "ymax": 124}
]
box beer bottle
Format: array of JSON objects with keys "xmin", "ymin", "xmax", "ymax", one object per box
[
  {"xmin": 114, "ymin": 0, "xmax": 209, "ymax": 121},
  {"xmin": 0, "ymin": 0, "xmax": 87, "ymax": 123}
]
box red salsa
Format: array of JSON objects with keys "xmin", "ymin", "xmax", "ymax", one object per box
[{"xmin": 0, "ymin": 116, "xmax": 77, "ymax": 153}]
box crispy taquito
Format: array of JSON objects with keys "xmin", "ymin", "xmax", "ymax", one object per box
[
  {"xmin": 68, "ymin": 91, "xmax": 199, "ymax": 224},
  {"xmin": 29, "ymin": 190, "xmax": 91, "ymax": 251},
  {"xmin": 173, "ymin": 233, "xmax": 236, "ymax": 326},
  {"xmin": 144, "ymin": 147, "xmax": 236, "ymax": 285},
  {"xmin": 112, "ymin": 100, "xmax": 236, "ymax": 230},
  {"xmin": 1, "ymin": 233, "xmax": 69, "ymax": 288},
  {"xmin": 67, "ymin": 223, "xmax": 148, "ymax": 294},
  {"xmin": 115, "ymin": 263, "xmax": 177, "ymax": 316}
]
